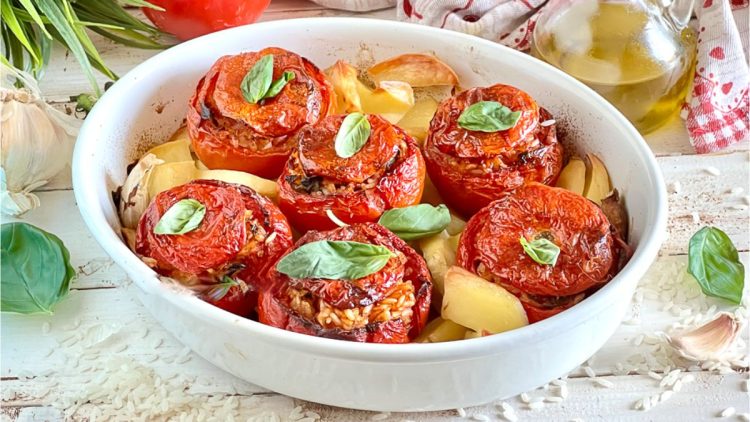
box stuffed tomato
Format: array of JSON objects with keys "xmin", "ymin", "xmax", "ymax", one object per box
[
  {"xmin": 136, "ymin": 179, "xmax": 293, "ymax": 317},
  {"xmin": 424, "ymin": 84, "xmax": 563, "ymax": 218},
  {"xmin": 187, "ymin": 47, "xmax": 334, "ymax": 179},
  {"xmin": 456, "ymin": 183, "xmax": 627, "ymax": 323},
  {"xmin": 278, "ymin": 113, "xmax": 425, "ymax": 233},
  {"xmin": 259, "ymin": 222, "xmax": 432, "ymax": 343}
]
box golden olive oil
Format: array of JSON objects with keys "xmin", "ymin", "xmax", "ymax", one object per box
[{"xmin": 533, "ymin": 1, "xmax": 696, "ymax": 133}]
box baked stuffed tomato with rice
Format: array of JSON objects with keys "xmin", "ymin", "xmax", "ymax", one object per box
[
  {"xmin": 187, "ymin": 47, "xmax": 334, "ymax": 179},
  {"xmin": 278, "ymin": 113, "xmax": 425, "ymax": 232},
  {"xmin": 424, "ymin": 84, "xmax": 563, "ymax": 218},
  {"xmin": 456, "ymin": 183, "xmax": 628, "ymax": 323},
  {"xmin": 259, "ymin": 222, "xmax": 432, "ymax": 343},
  {"xmin": 136, "ymin": 179, "xmax": 293, "ymax": 317}
]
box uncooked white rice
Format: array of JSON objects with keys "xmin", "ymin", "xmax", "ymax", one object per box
[
  {"xmin": 457, "ymin": 408, "xmax": 467, "ymax": 418},
  {"xmin": 703, "ymin": 166, "xmax": 721, "ymax": 176},
  {"xmin": 583, "ymin": 366, "xmax": 596, "ymax": 378},
  {"xmin": 471, "ymin": 415, "xmax": 490, "ymax": 421},
  {"xmin": 371, "ymin": 412, "xmax": 390, "ymax": 421},
  {"xmin": 720, "ymin": 407, "xmax": 736, "ymax": 418},
  {"xmin": 503, "ymin": 410, "xmax": 519, "ymax": 422},
  {"xmin": 519, "ymin": 393, "xmax": 530, "ymax": 403},
  {"xmin": 738, "ymin": 413, "xmax": 750, "ymax": 422},
  {"xmin": 527, "ymin": 401, "xmax": 545, "ymax": 410},
  {"xmin": 594, "ymin": 379, "xmax": 614, "ymax": 388},
  {"xmin": 546, "ymin": 396, "xmax": 564, "ymax": 403}
]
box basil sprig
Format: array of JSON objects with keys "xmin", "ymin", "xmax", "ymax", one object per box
[
  {"xmin": 276, "ymin": 240, "xmax": 393, "ymax": 280},
  {"xmin": 688, "ymin": 226, "xmax": 745, "ymax": 304},
  {"xmin": 379, "ymin": 204, "xmax": 451, "ymax": 240},
  {"xmin": 334, "ymin": 112, "xmax": 371, "ymax": 158},
  {"xmin": 206, "ymin": 276, "xmax": 239, "ymax": 302},
  {"xmin": 457, "ymin": 101, "xmax": 521, "ymax": 132},
  {"xmin": 1, "ymin": 223, "xmax": 75, "ymax": 314},
  {"xmin": 154, "ymin": 199, "xmax": 206, "ymax": 235},
  {"xmin": 520, "ymin": 236, "xmax": 560, "ymax": 266},
  {"xmin": 240, "ymin": 54, "xmax": 295, "ymax": 104}
]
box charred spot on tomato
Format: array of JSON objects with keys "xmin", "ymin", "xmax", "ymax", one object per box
[
  {"xmin": 457, "ymin": 183, "xmax": 627, "ymax": 323},
  {"xmin": 135, "ymin": 179, "xmax": 294, "ymax": 317},
  {"xmin": 277, "ymin": 115, "xmax": 426, "ymax": 233},
  {"xmin": 259, "ymin": 223, "xmax": 432, "ymax": 343},
  {"xmin": 424, "ymin": 84, "xmax": 563, "ymax": 218}
]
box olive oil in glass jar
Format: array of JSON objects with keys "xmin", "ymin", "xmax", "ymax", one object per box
[{"xmin": 532, "ymin": 0, "xmax": 697, "ymax": 134}]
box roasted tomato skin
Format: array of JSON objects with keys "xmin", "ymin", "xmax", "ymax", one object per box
[
  {"xmin": 457, "ymin": 183, "xmax": 626, "ymax": 322},
  {"xmin": 187, "ymin": 47, "xmax": 334, "ymax": 179},
  {"xmin": 277, "ymin": 115, "xmax": 425, "ymax": 233},
  {"xmin": 424, "ymin": 84, "xmax": 563, "ymax": 218},
  {"xmin": 136, "ymin": 179, "xmax": 293, "ymax": 317},
  {"xmin": 258, "ymin": 223, "xmax": 432, "ymax": 343}
]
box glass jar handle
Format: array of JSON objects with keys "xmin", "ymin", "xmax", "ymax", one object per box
[{"xmin": 665, "ymin": 0, "xmax": 694, "ymax": 30}]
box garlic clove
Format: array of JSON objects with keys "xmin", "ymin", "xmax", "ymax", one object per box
[
  {"xmin": 665, "ymin": 312, "xmax": 743, "ymax": 361},
  {"xmin": 118, "ymin": 153, "xmax": 164, "ymax": 229}
]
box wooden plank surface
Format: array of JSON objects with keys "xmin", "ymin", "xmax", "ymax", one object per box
[{"xmin": 2, "ymin": 0, "xmax": 749, "ymax": 420}]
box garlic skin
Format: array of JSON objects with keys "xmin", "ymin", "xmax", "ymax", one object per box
[
  {"xmin": 118, "ymin": 153, "xmax": 164, "ymax": 229},
  {"xmin": 666, "ymin": 312, "xmax": 743, "ymax": 361},
  {"xmin": 1, "ymin": 63, "xmax": 80, "ymax": 216}
]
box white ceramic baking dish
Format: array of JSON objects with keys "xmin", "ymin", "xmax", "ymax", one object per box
[{"xmin": 72, "ymin": 17, "xmax": 667, "ymax": 411}]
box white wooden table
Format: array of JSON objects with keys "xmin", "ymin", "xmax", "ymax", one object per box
[{"xmin": 2, "ymin": 2, "xmax": 749, "ymax": 421}]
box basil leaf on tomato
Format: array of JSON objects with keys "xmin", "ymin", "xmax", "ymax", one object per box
[
  {"xmin": 263, "ymin": 70, "xmax": 295, "ymax": 100},
  {"xmin": 154, "ymin": 199, "xmax": 206, "ymax": 235},
  {"xmin": 520, "ymin": 236, "xmax": 560, "ymax": 266},
  {"xmin": 688, "ymin": 226, "xmax": 745, "ymax": 304},
  {"xmin": 379, "ymin": 204, "xmax": 451, "ymax": 240},
  {"xmin": 1, "ymin": 223, "xmax": 75, "ymax": 314},
  {"xmin": 241, "ymin": 54, "xmax": 274, "ymax": 104},
  {"xmin": 334, "ymin": 112, "xmax": 371, "ymax": 158},
  {"xmin": 457, "ymin": 101, "xmax": 521, "ymax": 132},
  {"xmin": 276, "ymin": 240, "xmax": 393, "ymax": 280}
]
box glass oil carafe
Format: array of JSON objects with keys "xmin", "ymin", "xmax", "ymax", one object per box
[{"xmin": 532, "ymin": 0, "xmax": 697, "ymax": 134}]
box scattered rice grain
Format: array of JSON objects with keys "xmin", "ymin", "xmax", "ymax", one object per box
[
  {"xmin": 503, "ymin": 410, "xmax": 519, "ymax": 422},
  {"xmin": 704, "ymin": 166, "xmax": 721, "ymax": 176},
  {"xmin": 456, "ymin": 408, "xmax": 467, "ymax": 418},
  {"xmin": 471, "ymin": 415, "xmax": 490, "ymax": 422},
  {"xmin": 527, "ymin": 401, "xmax": 545, "ymax": 411},
  {"xmin": 520, "ymin": 393, "xmax": 530, "ymax": 403},
  {"xmin": 594, "ymin": 379, "xmax": 614, "ymax": 388},
  {"xmin": 583, "ymin": 366, "xmax": 596, "ymax": 378},
  {"xmin": 546, "ymin": 396, "xmax": 564, "ymax": 403},
  {"xmin": 720, "ymin": 407, "xmax": 736, "ymax": 418},
  {"xmin": 371, "ymin": 412, "xmax": 390, "ymax": 421}
]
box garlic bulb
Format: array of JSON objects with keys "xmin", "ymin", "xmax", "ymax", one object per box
[
  {"xmin": 1, "ymin": 63, "xmax": 80, "ymax": 216},
  {"xmin": 666, "ymin": 312, "xmax": 743, "ymax": 361},
  {"xmin": 118, "ymin": 153, "xmax": 164, "ymax": 229}
]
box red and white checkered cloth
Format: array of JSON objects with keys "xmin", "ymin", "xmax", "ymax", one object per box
[{"xmin": 397, "ymin": 0, "xmax": 749, "ymax": 153}]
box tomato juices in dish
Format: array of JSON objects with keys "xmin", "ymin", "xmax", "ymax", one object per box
[
  {"xmin": 136, "ymin": 180, "xmax": 293, "ymax": 317},
  {"xmin": 424, "ymin": 84, "xmax": 563, "ymax": 218},
  {"xmin": 187, "ymin": 47, "xmax": 334, "ymax": 179},
  {"xmin": 259, "ymin": 223, "xmax": 432, "ymax": 343},
  {"xmin": 278, "ymin": 114, "xmax": 425, "ymax": 232},
  {"xmin": 457, "ymin": 183, "xmax": 627, "ymax": 323}
]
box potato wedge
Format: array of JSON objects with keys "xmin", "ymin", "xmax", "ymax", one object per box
[
  {"xmin": 445, "ymin": 213, "xmax": 466, "ymax": 236},
  {"xmin": 419, "ymin": 230, "xmax": 461, "ymax": 295},
  {"xmin": 414, "ymin": 317, "xmax": 469, "ymax": 343},
  {"xmin": 325, "ymin": 60, "xmax": 363, "ymax": 113},
  {"xmin": 583, "ymin": 153, "xmax": 612, "ymax": 205},
  {"xmin": 420, "ymin": 174, "xmax": 443, "ymax": 206},
  {"xmin": 200, "ymin": 169, "xmax": 278, "ymax": 201},
  {"xmin": 556, "ymin": 156, "xmax": 586, "ymax": 195},
  {"xmin": 358, "ymin": 80, "xmax": 414, "ymax": 124},
  {"xmin": 146, "ymin": 138, "xmax": 193, "ymax": 163},
  {"xmin": 368, "ymin": 53, "xmax": 459, "ymax": 87},
  {"xmin": 441, "ymin": 266, "xmax": 529, "ymax": 335},
  {"xmin": 397, "ymin": 96, "xmax": 438, "ymax": 143}
]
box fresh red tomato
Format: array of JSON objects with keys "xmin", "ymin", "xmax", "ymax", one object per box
[
  {"xmin": 456, "ymin": 183, "xmax": 628, "ymax": 322},
  {"xmin": 258, "ymin": 223, "xmax": 432, "ymax": 343},
  {"xmin": 277, "ymin": 114, "xmax": 425, "ymax": 233},
  {"xmin": 423, "ymin": 84, "xmax": 563, "ymax": 218},
  {"xmin": 135, "ymin": 180, "xmax": 293, "ymax": 317},
  {"xmin": 187, "ymin": 47, "xmax": 334, "ymax": 179},
  {"xmin": 143, "ymin": 0, "xmax": 271, "ymax": 41}
]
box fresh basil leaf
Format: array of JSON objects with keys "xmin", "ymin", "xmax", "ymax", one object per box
[
  {"xmin": 206, "ymin": 276, "xmax": 238, "ymax": 302},
  {"xmin": 154, "ymin": 199, "xmax": 206, "ymax": 235},
  {"xmin": 334, "ymin": 112, "xmax": 371, "ymax": 159},
  {"xmin": 1, "ymin": 223, "xmax": 75, "ymax": 314},
  {"xmin": 379, "ymin": 204, "xmax": 451, "ymax": 240},
  {"xmin": 240, "ymin": 54, "xmax": 274, "ymax": 104},
  {"xmin": 457, "ymin": 101, "xmax": 521, "ymax": 132},
  {"xmin": 263, "ymin": 70, "xmax": 295, "ymax": 100},
  {"xmin": 520, "ymin": 236, "xmax": 560, "ymax": 266},
  {"xmin": 688, "ymin": 226, "xmax": 745, "ymax": 304},
  {"xmin": 276, "ymin": 240, "xmax": 393, "ymax": 280}
]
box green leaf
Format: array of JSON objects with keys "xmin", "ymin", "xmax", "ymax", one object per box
[
  {"xmin": 241, "ymin": 54, "xmax": 274, "ymax": 104},
  {"xmin": 154, "ymin": 199, "xmax": 206, "ymax": 235},
  {"xmin": 688, "ymin": 226, "xmax": 745, "ymax": 304},
  {"xmin": 334, "ymin": 112, "xmax": 371, "ymax": 158},
  {"xmin": 263, "ymin": 70, "xmax": 295, "ymax": 100},
  {"xmin": 276, "ymin": 240, "xmax": 393, "ymax": 280},
  {"xmin": 457, "ymin": 101, "xmax": 521, "ymax": 132},
  {"xmin": 1, "ymin": 0, "xmax": 40, "ymax": 65},
  {"xmin": 16, "ymin": 0, "xmax": 53, "ymax": 38},
  {"xmin": 520, "ymin": 236, "xmax": 560, "ymax": 266},
  {"xmin": 1, "ymin": 223, "xmax": 75, "ymax": 314},
  {"xmin": 34, "ymin": 0, "xmax": 100, "ymax": 95},
  {"xmin": 206, "ymin": 276, "xmax": 238, "ymax": 302},
  {"xmin": 378, "ymin": 204, "xmax": 451, "ymax": 240}
]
